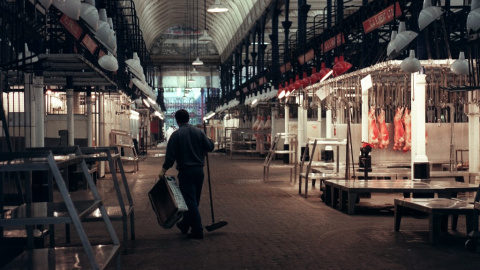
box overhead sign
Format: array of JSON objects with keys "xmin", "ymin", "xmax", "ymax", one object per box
[
  {"xmin": 298, "ymin": 49, "xmax": 315, "ymax": 65},
  {"xmin": 59, "ymin": 14, "xmax": 83, "ymax": 40},
  {"xmin": 363, "ymin": 2, "xmax": 402, "ymax": 34},
  {"xmin": 321, "ymin": 33, "xmax": 345, "ymax": 53},
  {"xmin": 82, "ymin": 34, "xmax": 98, "ymax": 54}
]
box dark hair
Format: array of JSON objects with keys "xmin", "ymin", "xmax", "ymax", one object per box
[{"xmin": 175, "ymin": 109, "xmax": 189, "ymax": 124}]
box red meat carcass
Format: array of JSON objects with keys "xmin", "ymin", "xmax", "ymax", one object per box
[
  {"xmin": 368, "ymin": 107, "xmax": 380, "ymax": 148},
  {"xmin": 377, "ymin": 108, "xmax": 390, "ymax": 149},
  {"xmin": 402, "ymin": 108, "xmax": 412, "ymax": 153},
  {"xmin": 393, "ymin": 107, "xmax": 405, "ymax": 151}
]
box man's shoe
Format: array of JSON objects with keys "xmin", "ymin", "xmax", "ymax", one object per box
[
  {"xmin": 187, "ymin": 233, "xmax": 203, "ymax": 239},
  {"xmin": 176, "ymin": 223, "xmax": 189, "ymax": 234}
]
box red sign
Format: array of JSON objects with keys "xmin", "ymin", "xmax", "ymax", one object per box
[
  {"xmin": 59, "ymin": 14, "xmax": 83, "ymax": 40},
  {"xmin": 298, "ymin": 49, "xmax": 315, "ymax": 65},
  {"xmin": 321, "ymin": 33, "xmax": 345, "ymax": 53},
  {"xmin": 82, "ymin": 34, "xmax": 98, "ymax": 54},
  {"xmin": 363, "ymin": 2, "xmax": 402, "ymax": 34},
  {"xmin": 280, "ymin": 62, "xmax": 291, "ymax": 73}
]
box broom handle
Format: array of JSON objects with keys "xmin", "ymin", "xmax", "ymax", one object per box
[{"xmin": 204, "ymin": 121, "xmax": 215, "ymax": 223}]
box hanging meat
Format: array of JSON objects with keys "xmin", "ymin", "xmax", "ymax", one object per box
[
  {"xmin": 393, "ymin": 107, "xmax": 405, "ymax": 151},
  {"xmin": 263, "ymin": 115, "xmax": 272, "ymax": 143},
  {"xmin": 377, "ymin": 108, "xmax": 389, "ymax": 149},
  {"xmin": 368, "ymin": 106, "xmax": 380, "ymax": 148},
  {"xmin": 402, "ymin": 108, "xmax": 412, "ymax": 153}
]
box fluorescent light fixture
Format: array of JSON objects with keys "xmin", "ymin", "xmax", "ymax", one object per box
[
  {"xmin": 192, "ymin": 56, "xmax": 204, "ymax": 66},
  {"xmin": 154, "ymin": 111, "xmax": 164, "ymax": 120},
  {"xmin": 252, "ymin": 98, "xmax": 258, "ymax": 105},
  {"xmin": 198, "ymin": 30, "xmax": 213, "ymax": 42},
  {"xmin": 207, "ymin": 0, "xmax": 228, "ymax": 12},
  {"xmin": 400, "ymin": 50, "xmax": 422, "ymax": 73},
  {"xmin": 98, "ymin": 52, "xmax": 118, "ymax": 71},
  {"xmin": 142, "ymin": 98, "xmax": 150, "ymax": 107},
  {"xmin": 203, "ymin": 111, "xmax": 216, "ymax": 121},
  {"xmin": 450, "ymin": 51, "xmax": 469, "ymax": 75},
  {"xmin": 418, "ymin": 0, "xmax": 444, "ymax": 31},
  {"xmin": 80, "ymin": 0, "xmax": 99, "ymax": 31},
  {"xmin": 147, "ymin": 96, "xmax": 156, "ymax": 104},
  {"xmin": 52, "ymin": 0, "xmax": 81, "ymax": 20}
]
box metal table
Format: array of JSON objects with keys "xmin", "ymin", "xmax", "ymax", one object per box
[
  {"xmin": 324, "ymin": 179, "xmax": 479, "ymax": 214},
  {"xmin": 394, "ymin": 198, "xmax": 475, "ymax": 244}
]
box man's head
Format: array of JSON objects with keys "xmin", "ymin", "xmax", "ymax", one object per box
[{"xmin": 175, "ymin": 109, "xmax": 190, "ymax": 125}]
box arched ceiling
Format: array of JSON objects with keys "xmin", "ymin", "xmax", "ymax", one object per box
[{"xmin": 133, "ymin": 0, "xmax": 370, "ymax": 68}]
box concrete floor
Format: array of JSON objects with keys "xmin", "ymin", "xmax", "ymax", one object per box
[{"xmin": 4, "ymin": 147, "xmax": 480, "ymax": 269}]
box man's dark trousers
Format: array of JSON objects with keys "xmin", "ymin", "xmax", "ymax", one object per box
[{"xmin": 178, "ymin": 167, "xmax": 204, "ymax": 235}]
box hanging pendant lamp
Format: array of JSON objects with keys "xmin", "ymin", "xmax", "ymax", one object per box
[
  {"xmin": 52, "ymin": 0, "xmax": 81, "ymax": 20},
  {"xmin": 207, "ymin": 0, "xmax": 228, "ymax": 13},
  {"xmin": 450, "ymin": 51, "xmax": 469, "ymax": 75},
  {"xmin": 467, "ymin": 0, "xmax": 480, "ymax": 33},
  {"xmin": 394, "ymin": 21, "xmax": 418, "ymax": 55},
  {"xmin": 418, "ymin": 0, "xmax": 444, "ymax": 31},
  {"xmin": 333, "ymin": 56, "xmax": 352, "ymax": 77},
  {"xmin": 80, "ymin": 0, "xmax": 99, "ymax": 31},
  {"xmin": 400, "ymin": 50, "xmax": 421, "ymax": 73},
  {"xmin": 387, "ymin": 30, "xmax": 398, "ymax": 58}
]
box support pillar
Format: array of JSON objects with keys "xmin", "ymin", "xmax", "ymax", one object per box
[
  {"xmin": 24, "ymin": 74, "xmax": 36, "ymax": 148},
  {"xmin": 86, "ymin": 91, "xmax": 93, "ymax": 147},
  {"xmin": 411, "ymin": 73, "xmax": 429, "ymax": 179},
  {"xmin": 468, "ymin": 93, "xmax": 480, "ymax": 182},
  {"xmin": 298, "ymin": 103, "xmax": 305, "ymax": 163},
  {"xmin": 66, "ymin": 88, "xmax": 74, "ymax": 146},
  {"xmin": 34, "ymin": 75, "xmax": 44, "ymax": 147},
  {"xmin": 284, "ymin": 105, "xmax": 290, "ymax": 163}
]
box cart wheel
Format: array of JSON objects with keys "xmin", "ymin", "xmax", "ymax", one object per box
[{"xmin": 465, "ymin": 239, "xmax": 477, "ymax": 252}]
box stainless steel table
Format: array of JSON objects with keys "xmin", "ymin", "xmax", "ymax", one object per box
[
  {"xmin": 394, "ymin": 198, "xmax": 475, "ymax": 244},
  {"xmin": 324, "ymin": 179, "xmax": 479, "ymax": 214}
]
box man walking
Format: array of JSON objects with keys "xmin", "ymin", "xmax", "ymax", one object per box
[{"xmin": 159, "ymin": 109, "xmax": 215, "ymax": 239}]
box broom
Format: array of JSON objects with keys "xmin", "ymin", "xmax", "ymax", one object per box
[{"xmin": 203, "ymin": 122, "xmax": 228, "ymax": 232}]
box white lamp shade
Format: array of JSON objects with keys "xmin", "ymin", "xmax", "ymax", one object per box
[
  {"xmin": 467, "ymin": 8, "xmax": 480, "ymax": 33},
  {"xmin": 400, "ymin": 50, "xmax": 421, "ymax": 73},
  {"xmin": 98, "ymin": 52, "xmax": 118, "ymax": 71},
  {"xmin": 191, "ymin": 67, "xmax": 199, "ymax": 74},
  {"xmin": 198, "ymin": 30, "xmax": 213, "ymax": 42},
  {"xmin": 38, "ymin": 0, "xmax": 53, "ymax": 9},
  {"xmin": 473, "ymin": 0, "xmax": 480, "ymax": 11},
  {"xmin": 192, "ymin": 56, "xmax": 204, "ymax": 66},
  {"xmin": 94, "ymin": 20, "xmax": 112, "ymax": 45},
  {"xmin": 18, "ymin": 43, "xmax": 38, "ymax": 64},
  {"xmin": 386, "ymin": 30, "xmax": 397, "ymax": 57},
  {"xmin": 80, "ymin": 2, "xmax": 99, "ymax": 31},
  {"xmin": 418, "ymin": 0, "xmax": 444, "ymax": 31},
  {"xmin": 450, "ymin": 51, "xmax": 469, "ymax": 75},
  {"xmin": 207, "ymin": 0, "xmax": 228, "ymax": 12},
  {"xmin": 52, "ymin": 0, "xmax": 81, "ymax": 20},
  {"xmin": 125, "ymin": 53, "xmax": 146, "ymax": 81},
  {"xmin": 394, "ymin": 22, "xmax": 418, "ymax": 54}
]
